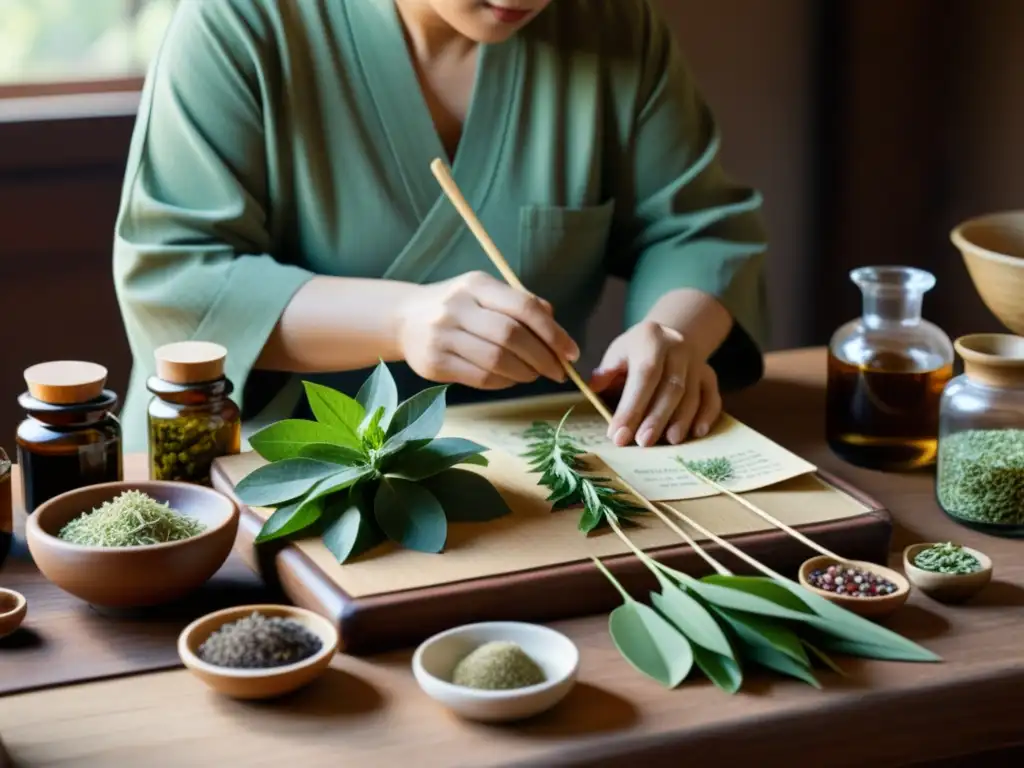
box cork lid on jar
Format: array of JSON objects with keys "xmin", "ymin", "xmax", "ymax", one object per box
[
  {"xmin": 24, "ymin": 361, "xmax": 108, "ymax": 405},
  {"xmin": 154, "ymin": 341, "xmax": 228, "ymax": 385}
]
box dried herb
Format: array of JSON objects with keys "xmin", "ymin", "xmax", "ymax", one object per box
[
  {"xmin": 58, "ymin": 490, "xmax": 206, "ymax": 547},
  {"xmin": 523, "ymin": 410, "xmax": 940, "ymax": 694},
  {"xmin": 937, "ymin": 429, "xmax": 1024, "ymax": 525},
  {"xmin": 236, "ymin": 362, "xmax": 512, "ymax": 562},
  {"xmin": 913, "ymin": 542, "xmax": 981, "ymax": 575},
  {"xmin": 451, "ymin": 641, "xmax": 546, "ymax": 690},
  {"xmin": 197, "ymin": 612, "xmax": 322, "ymax": 669}
]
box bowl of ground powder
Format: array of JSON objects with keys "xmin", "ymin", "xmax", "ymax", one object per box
[
  {"xmin": 178, "ymin": 604, "xmax": 339, "ymax": 699},
  {"xmin": 412, "ymin": 621, "xmax": 579, "ymax": 722}
]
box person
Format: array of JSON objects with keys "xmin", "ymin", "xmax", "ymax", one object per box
[{"xmin": 113, "ymin": 0, "xmax": 769, "ymax": 454}]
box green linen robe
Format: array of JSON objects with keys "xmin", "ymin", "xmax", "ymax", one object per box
[{"xmin": 113, "ymin": 0, "xmax": 769, "ymax": 452}]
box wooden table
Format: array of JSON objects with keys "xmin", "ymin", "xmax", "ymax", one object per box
[{"xmin": 1, "ymin": 348, "xmax": 1022, "ymax": 768}]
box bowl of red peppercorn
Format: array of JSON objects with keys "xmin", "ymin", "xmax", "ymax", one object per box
[{"xmin": 798, "ymin": 556, "xmax": 910, "ymax": 619}]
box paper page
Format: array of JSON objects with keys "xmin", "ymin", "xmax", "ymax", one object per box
[{"xmin": 443, "ymin": 399, "xmax": 817, "ymax": 502}]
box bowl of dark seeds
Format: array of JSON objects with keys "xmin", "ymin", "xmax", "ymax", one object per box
[{"xmin": 178, "ymin": 604, "xmax": 339, "ymax": 700}]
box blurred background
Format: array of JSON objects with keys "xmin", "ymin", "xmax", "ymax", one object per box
[{"xmin": 0, "ymin": 0, "xmax": 1019, "ymax": 438}]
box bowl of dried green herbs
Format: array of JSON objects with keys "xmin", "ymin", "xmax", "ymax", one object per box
[
  {"xmin": 26, "ymin": 481, "xmax": 238, "ymax": 608},
  {"xmin": 903, "ymin": 542, "xmax": 993, "ymax": 604},
  {"xmin": 178, "ymin": 604, "xmax": 339, "ymax": 700}
]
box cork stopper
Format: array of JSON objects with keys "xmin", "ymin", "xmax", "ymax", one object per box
[
  {"xmin": 955, "ymin": 333, "xmax": 1024, "ymax": 388},
  {"xmin": 155, "ymin": 341, "xmax": 227, "ymax": 385},
  {"xmin": 24, "ymin": 361, "xmax": 108, "ymax": 405}
]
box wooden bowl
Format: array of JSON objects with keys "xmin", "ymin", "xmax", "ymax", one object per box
[
  {"xmin": 798, "ymin": 556, "xmax": 910, "ymax": 619},
  {"xmin": 178, "ymin": 604, "xmax": 339, "ymax": 700},
  {"xmin": 903, "ymin": 543, "xmax": 993, "ymax": 604},
  {"xmin": 0, "ymin": 587, "xmax": 27, "ymax": 639},
  {"xmin": 26, "ymin": 481, "xmax": 238, "ymax": 608},
  {"xmin": 951, "ymin": 211, "xmax": 1024, "ymax": 336}
]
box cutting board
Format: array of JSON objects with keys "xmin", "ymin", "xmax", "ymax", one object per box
[{"xmin": 211, "ymin": 397, "xmax": 892, "ymax": 654}]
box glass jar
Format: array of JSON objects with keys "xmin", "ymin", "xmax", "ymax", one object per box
[
  {"xmin": 936, "ymin": 334, "xmax": 1024, "ymax": 537},
  {"xmin": 147, "ymin": 341, "xmax": 241, "ymax": 486},
  {"xmin": 16, "ymin": 362, "xmax": 123, "ymax": 514},
  {"xmin": 1, "ymin": 448, "xmax": 12, "ymax": 570},
  {"xmin": 826, "ymin": 266, "xmax": 955, "ymax": 471}
]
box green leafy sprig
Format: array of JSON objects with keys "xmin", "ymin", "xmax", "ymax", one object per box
[
  {"xmin": 522, "ymin": 411, "xmax": 940, "ymax": 693},
  {"xmin": 235, "ymin": 362, "xmax": 512, "ymax": 562},
  {"xmin": 521, "ymin": 410, "xmax": 643, "ymax": 533}
]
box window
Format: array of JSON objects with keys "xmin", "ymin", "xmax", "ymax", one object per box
[{"xmin": 0, "ymin": 0, "xmax": 177, "ymax": 92}]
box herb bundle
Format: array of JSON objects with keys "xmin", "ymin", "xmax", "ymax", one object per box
[
  {"xmin": 522, "ymin": 413, "xmax": 939, "ymax": 692},
  {"xmin": 235, "ymin": 362, "xmax": 512, "ymax": 562}
]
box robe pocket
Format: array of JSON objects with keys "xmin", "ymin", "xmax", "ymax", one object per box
[{"xmin": 517, "ymin": 200, "xmax": 616, "ymax": 292}]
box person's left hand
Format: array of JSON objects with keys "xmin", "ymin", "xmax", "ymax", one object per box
[{"xmin": 589, "ymin": 321, "xmax": 722, "ymax": 447}]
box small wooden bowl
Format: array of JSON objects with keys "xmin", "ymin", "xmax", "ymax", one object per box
[
  {"xmin": 0, "ymin": 588, "xmax": 27, "ymax": 639},
  {"xmin": 178, "ymin": 604, "xmax": 339, "ymax": 700},
  {"xmin": 26, "ymin": 481, "xmax": 238, "ymax": 608},
  {"xmin": 951, "ymin": 211, "xmax": 1024, "ymax": 336},
  {"xmin": 903, "ymin": 543, "xmax": 993, "ymax": 604},
  {"xmin": 798, "ymin": 556, "xmax": 910, "ymax": 619}
]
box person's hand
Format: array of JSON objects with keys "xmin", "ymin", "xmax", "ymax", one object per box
[
  {"xmin": 396, "ymin": 271, "xmax": 580, "ymax": 390},
  {"xmin": 589, "ymin": 321, "xmax": 722, "ymax": 447}
]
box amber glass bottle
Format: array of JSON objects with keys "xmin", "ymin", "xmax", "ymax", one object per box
[
  {"xmin": 16, "ymin": 362, "xmax": 123, "ymax": 514},
  {"xmin": 147, "ymin": 341, "xmax": 241, "ymax": 486},
  {"xmin": 826, "ymin": 267, "xmax": 954, "ymax": 471}
]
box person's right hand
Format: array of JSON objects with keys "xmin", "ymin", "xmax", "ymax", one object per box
[{"xmin": 396, "ymin": 271, "xmax": 580, "ymax": 390}]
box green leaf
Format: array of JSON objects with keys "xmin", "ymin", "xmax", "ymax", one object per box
[
  {"xmin": 742, "ymin": 643, "xmax": 821, "ymax": 689},
  {"xmin": 805, "ymin": 635, "xmax": 933, "ymax": 663},
  {"xmin": 384, "ymin": 386, "xmax": 448, "ymax": 446},
  {"xmin": 650, "ymin": 585, "xmax": 735, "ymax": 660},
  {"xmin": 256, "ymin": 495, "xmax": 325, "ymax": 543},
  {"xmin": 303, "ymin": 381, "xmax": 365, "ymax": 435},
  {"xmin": 360, "ymin": 406, "xmax": 387, "ymax": 450},
  {"xmin": 298, "ymin": 442, "xmax": 367, "ymax": 466},
  {"xmin": 385, "ymin": 437, "xmax": 489, "ymax": 481},
  {"xmin": 691, "ymin": 644, "xmax": 744, "ymax": 694},
  {"xmin": 419, "ymin": 468, "xmax": 513, "ymax": 522},
  {"xmin": 249, "ymin": 419, "xmax": 362, "ymax": 460},
  {"xmin": 373, "ymin": 477, "xmax": 447, "ymax": 553},
  {"xmin": 769, "ymin": 579, "xmax": 941, "ymax": 662},
  {"xmin": 591, "ymin": 556, "xmax": 693, "ymax": 688},
  {"xmin": 674, "ymin": 576, "xmax": 817, "ymax": 623},
  {"xmin": 713, "ymin": 608, "xmax": 809, "ymax": 666},
  {"xmin": 356, "ymin": 361, "xmax": 399, "ymax": 430},
  {"xmin": 701, "ymin": 575, "xmax": 817, "ymax": 614},
  {"xmin": 235, "ymin": 458, "xmax": 344, "ymax": 507},
  {"xmin": 609, "ymin": 603, "xmax": 694, "ymax": 689},
  {"xmin": 305, "ymin": 465, "xmax": 374, "ymax": 502},
  {"xmin": 321, "ymin": 489, "xmax": 382, "ymax": 563}
]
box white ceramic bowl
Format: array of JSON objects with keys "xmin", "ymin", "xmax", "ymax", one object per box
[{"xmin": 412, "ymin": 622, "xmax": 579, "ymax": 723}]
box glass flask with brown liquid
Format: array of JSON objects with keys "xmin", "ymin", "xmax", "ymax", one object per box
[{"xmin": 826, "ymin": 266, "xmax": 954, "ymax": 471}]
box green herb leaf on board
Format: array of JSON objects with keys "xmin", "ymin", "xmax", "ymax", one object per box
[
  {"xmin": 384, "ymin": 386, "xmax": 449, "ymax": 445},
  {"xmin": 256, "ymin": 495, "xmax": 326, "ymax": 544},
  {"xmin": 303, "ymin": 380, "xmax": 365, "ymax": 435},
  {"xmin": 713, "ymin": 607, "xmax": 810, "ymax": 666},
  {"xmin": 304, "ymin": 465, "xmax": 375, "ymax": 503},
  {"xmin": 374, "ymin": 477, "xmax": 448, "ymax": 553},
  {"xmin": 249, "ymin": 419, "xmax": 363, "ymax": 460},
  {"xmin": 356, "ymin": 361, "xmax": 399, "ymax": 432},
  {"xmin": 593, "ymin": 557, "xmax": 693, "ymax": 688},
  {"xmin": 297, "ymin": 442, "xmax": 367, "ymax": 467},
  {"xmin": 419, "ymin": 468, "xmax": 513, "ymax": 522},
  {"xmin": 702, "ymin": 574, "xmax": 817, "ymax": 614},
  {"xmin": 741, "ymin": 643, "xmax": 821, "ymax": 689},
  {"xmin": 321, "ymin": 489, "xmax": 381, "ymax": 563},
  {"xmin": 235, "ymin": 458, "xmax": 344, "ymax": 508},
  {"xmin": 385, "ymin": 437, "xmax": 490, "ymax": 481}
]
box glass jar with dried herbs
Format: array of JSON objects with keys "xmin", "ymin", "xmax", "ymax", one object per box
[
  {"xmin": 147, "ymin": 341, "xmax": 241, "ymax": 486},
  {"xmin": 16, "ymin": 362, "xmax": 123, "ymax": 514},
  {"xmin": 937, "ymin": 334, "xmax": 1024, "ymax": 537}
]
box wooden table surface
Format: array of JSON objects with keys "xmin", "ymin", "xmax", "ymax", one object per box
[{"xmin": 1, "ymin": 348, "xmax": 1022, "ymax": 768}]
